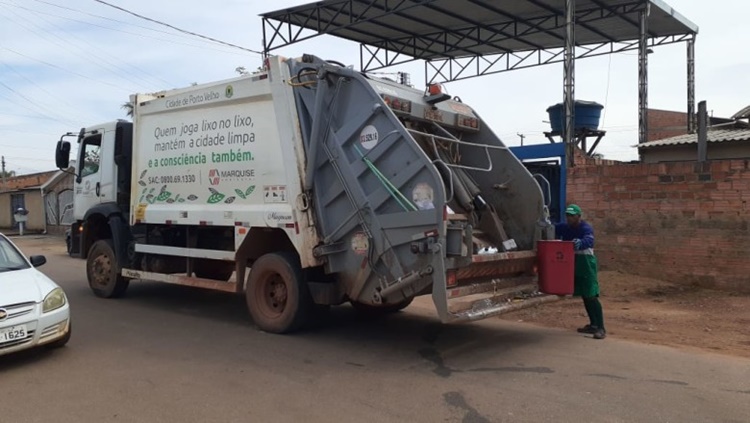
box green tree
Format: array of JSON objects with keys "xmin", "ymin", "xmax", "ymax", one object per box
[
  {"xmin": 121, "ymin": 101, "xmax": 133, "ymax": 118},
  {"xmin": 0, "ymin": 169, "xmax": 16, "ymax": 178}
]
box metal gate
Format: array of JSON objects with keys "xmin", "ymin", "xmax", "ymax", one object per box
[
  {"xmin": 58, "ymin": 189, "xmax": 74, "ymax": 225},
  {"xmin": 45, "ymin": 192, "xmax": 58, "ymax": 225}
]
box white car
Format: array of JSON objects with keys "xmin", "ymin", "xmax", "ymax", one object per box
[{"xmin": 0, "ymin": 233, "xmax": 71, "ymax": 356}]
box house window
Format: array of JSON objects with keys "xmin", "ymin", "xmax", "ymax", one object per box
[{"xmin": 10, "ymin": 193, "xmax": 24, "ymax": 213}]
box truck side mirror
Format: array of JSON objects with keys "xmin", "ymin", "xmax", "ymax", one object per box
[{"xmin": 56, "ymin": 141, "xmax": 71, "ymax": 169}]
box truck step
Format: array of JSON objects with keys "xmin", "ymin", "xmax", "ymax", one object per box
[
  {"xmin": 449, "ymin": 293, "xmax": 561, "ymax": 322},
  {"xmin": 447, "ymin": 280, "xmax": 537, "ymax": 300},
  {"xmin": 121, "ymin": 269, "xmax": 241, "ymax": 293},
  {"xmin": 448, "ymin": 282, "xmax": 540, "ymax": 314}
]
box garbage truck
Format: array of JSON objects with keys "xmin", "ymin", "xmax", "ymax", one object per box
[{"xmin": 54, "ymin": 54, "xmax": 562, "ymax": 333}]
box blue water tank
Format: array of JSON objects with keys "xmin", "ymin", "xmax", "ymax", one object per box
[{"xmin": 547, "ymin": 101, "xmax": 604, "ymax": 132}]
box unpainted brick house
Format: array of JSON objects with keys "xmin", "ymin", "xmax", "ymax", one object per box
[
  {"xmin": 641, "ymin": 108, "xmax": 750, "ymax": 163},
  {"xmin": 0, "ymin": 167, "xmax": 74, "ymax": 235}
]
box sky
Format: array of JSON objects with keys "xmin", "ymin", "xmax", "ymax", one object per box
[{"xmin": 1, "ymin": 0, "xmax": 748, "ymax": 175}]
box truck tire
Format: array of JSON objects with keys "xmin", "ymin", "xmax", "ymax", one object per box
[
  {"xmin": 194, "ymin": 259, "xmax": 234, "ymax": 281},
  {"xmin": 87, "ymin": 239, "xmax": 129, "ymax": 298},
  {"xmin": 245, "ymin": 252, "xmax": 312, "ymax": 334},
  {"xmin": 351, "ymin": 297, "xmax": 414, "ymax": 316},
  {"xmin": 65, "ymin": 230, "xmax": 72, "ymax": 256}
]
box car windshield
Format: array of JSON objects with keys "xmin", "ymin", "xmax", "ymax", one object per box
[{"xmin": 0, "ymin": 237, "xmax": 30, "ymax": 272}]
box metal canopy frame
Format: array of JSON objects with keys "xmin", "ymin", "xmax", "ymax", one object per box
[{"xmin": 262, "ymin": 0, "xmax": 698, "ymax": 151}]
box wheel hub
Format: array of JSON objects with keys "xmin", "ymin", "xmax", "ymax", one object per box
[
  {"xmin": 265, "ymin": 275, "xmax": 288, "ymax": 313},
  {"xmin": 92, "ymin": 254, "xmax": 111, "ymax": 287}
]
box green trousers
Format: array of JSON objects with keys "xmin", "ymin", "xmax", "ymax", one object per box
[
  {"xmin": 574, "ymin": 254, "xmax": 600, "ymax": 298},
  {"xmin": 575, "ymin": 254, "xmax": 604, "ymax": 330}
]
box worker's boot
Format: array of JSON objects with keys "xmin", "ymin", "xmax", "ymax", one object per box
[
  {"xmin": 577, "ymin": 324, "xmax": 597, "ymax": 334},
  {"xmin": 593, "ymin": 328, "xmax": 607, "ymax": 340}
]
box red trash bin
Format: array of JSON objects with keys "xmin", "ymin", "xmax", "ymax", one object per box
[{"xmin": 537, "ymin": 240, "xmax": 575, "ymax": 295}]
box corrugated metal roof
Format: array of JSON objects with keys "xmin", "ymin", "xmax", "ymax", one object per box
[
  {"xmin": 732, "ymin": 105, "xmax": 750, "ymax": 120},
  {"xmin": 262, "ymin": 0, "xmax": 698, "ymax": 60},
  {"xmin": 636, "ymin": 129, "xmax": 750, "ymax": 149}
]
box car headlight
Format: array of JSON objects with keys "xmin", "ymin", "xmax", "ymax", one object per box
[{"xmin": 43, "ymin": 287, "xmax": 67, "ymax": 313}]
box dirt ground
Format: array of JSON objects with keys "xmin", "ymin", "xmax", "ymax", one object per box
[
  {"xmin": 10, "ymin": 236, "xmax": 749, "ymax": 358},
  {"xmin": 500, "ymin": 270, "xmax": 750, "ymax": 358}
]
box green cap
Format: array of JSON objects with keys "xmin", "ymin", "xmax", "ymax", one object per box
[{"xmin": 565, "ymin": 204, "xmax": 582, "ymax": 216}]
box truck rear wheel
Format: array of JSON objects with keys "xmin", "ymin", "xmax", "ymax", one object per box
[
  {"xmin": 245, "ymin": 252, "xmax": 312, "ymax": 334},
  {"xmin": 87, "ymin": 239, "xmax": 129, "ymax": 298}
]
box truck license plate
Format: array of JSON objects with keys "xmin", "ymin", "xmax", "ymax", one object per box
[{"xmin": 0, "ymin": 326, "xmax": 27, "ymax": 344}]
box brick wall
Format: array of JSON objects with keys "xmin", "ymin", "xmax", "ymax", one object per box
[
  {"xmin": 567, "ymin": 154, "xmax": 750, "ymax": 292},
  {"xmin": 2, "ymin": 171, "xmax": 57, "ymax": 191},
  {"xmin": 647, "ymin": 109, "xmax": 689, "ymax": 142}
]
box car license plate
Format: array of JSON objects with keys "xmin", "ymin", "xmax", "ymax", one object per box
[{"xmin": 0, "ymin": 326, "xmax": 27, "ymax": 344}]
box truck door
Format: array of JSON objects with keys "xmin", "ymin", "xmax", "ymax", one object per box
[
  {"xmin": 74, "ymin": 132, "xmax": 102, "ymax": 220},
  {"xmin": 96, "ymin": 128, "xmax": 117, "ymax": 205}
]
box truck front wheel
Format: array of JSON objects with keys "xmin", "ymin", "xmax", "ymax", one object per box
[
  {"xmin": 245, "ymin": 252, "xmax": 312, "ymax": 334},
  {"xmin": 87, "ymin": 239, "xmax": 129, "ymax": 298}
]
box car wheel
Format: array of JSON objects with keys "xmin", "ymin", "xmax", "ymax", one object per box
[
  {"xmin": 47, "ymin": 321, "xmax": 71, "ymax": 349},
  {"xmin": 245, "ymin": 252, "xmax": 313, "ymax": 334},
  {"xmin": 87, "ymin": 239, "xmax": 129, "ymax": 298}
]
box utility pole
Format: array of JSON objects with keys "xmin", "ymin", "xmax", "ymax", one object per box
[
  {"xmin": 1, "ymin": 155, "xmax": 6, "ymax": 192},
  {"xmin": 517, "ymin": 133, "xmax": 526, "ymax": 146}
]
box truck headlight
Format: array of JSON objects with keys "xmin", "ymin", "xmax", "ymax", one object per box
[{"xmin": 43, "ymin": 288, "xmax": 67, "ymax": 313}]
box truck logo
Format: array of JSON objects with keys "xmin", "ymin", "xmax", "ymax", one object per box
[
  {"xmin": 266, "ymin": 212, "xmax": 292, "ymax": 222},
  {"xmin": 225, "ymin": 85, "xmax": 234, "ymax": 99},
  {"xmin": 208, "ymin": 169, "xmax": 221, "ymax": 185},
  {"xmin": 0, "ymin": 309, "xmax": 7, "ymax": 320}
]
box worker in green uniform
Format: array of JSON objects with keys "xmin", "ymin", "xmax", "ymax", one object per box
[{"xmin": 555, "ymin": 204, "xmax": 606, "ymax": 340}]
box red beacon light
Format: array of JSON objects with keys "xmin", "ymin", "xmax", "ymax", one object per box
[{"xmin": 425, "ymin": 83, "xmax": 451, "ymax": 105}]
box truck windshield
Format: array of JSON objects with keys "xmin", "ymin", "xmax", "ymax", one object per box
[{"xmin": 0, "ymin": 237, "xmax": 30, "ymax": 272}]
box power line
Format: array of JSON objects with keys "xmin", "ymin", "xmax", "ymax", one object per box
[
  {"xmin": 0, "ymin": 2, "xmax": 152, "ymax": 92},
  {"xmin": 0, "ymin": 142, "xmax": 50, "ymax": 150},
  {"xmin": 0, "ymin": 61, "xmax": 91, "ymax": 122},
  {"xmin": 1, "ymin": 154, "xmax": 56, "ymax": 162},
  {"xmin": 0, "ymin": 110, "xmax": 75, "ymax": 122},
  {"xmin": 91, "ymin": 0, "xmax": 263, "ymax": 55},
  {"xmin": 30, "ymin": 0, "xmax": 225, "ymax": 45},
  {"xmin": 1, "ymin": 47, "xmax": 133, "ymax": 92},
  {"xmin": 0, "ymin": 80, "xmax": 78, "ymax": 125},
  {"xmin": 0, "ymin": 1, "xmax": 251, "ymax": 57},
  {"xmin": 7, "ymin": 0, "xmax": 166, "ymax": 88},
  {"xmin": 0, "ymin": 129, "xmax": 62, "ymax": 136}
]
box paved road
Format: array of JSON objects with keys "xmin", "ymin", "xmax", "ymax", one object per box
[{"xmin": 2, "ymin": 236, "xmax": 749, "ymax": 423}]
